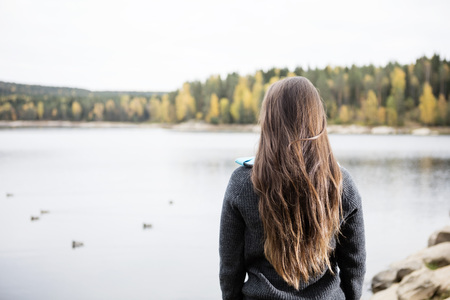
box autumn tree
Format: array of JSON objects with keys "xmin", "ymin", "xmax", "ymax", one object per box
[
  {"xmin": 105, "ymin": 99, "xmax": 117, "ymax": 121},
  {"xmin": 419, "ymin": 82, "xmax": 437, "ymax": 125},
  {"xmin": 339, "ymin": 105, "xmax": 350, "ymax": 124},
  {"xmin": 148, "ymin": 96, "xmax": 162, "ymax": 122},
  {"xmin": 161, "ymin": 94, "xmax": 174, "ymax": 123},
  {"xmin": 436, "ymin": 94, "xmax": 447, "ymax": 125},
  {"xmin": 361, "ymin": 90, "xmax": 378, "ymax": 125},
  {"xmin": 129, "ymin": 97, "xmax": 146, "ymax": 122},
  {"xmin": 252, "ymin": 71, "xmax": 264, "ymax": 118},
  {"xmin": 175, "ymin": 83, "xmax": 196, "ymax": 122},
  {"xmin": 389, "ymin": 67, "xmax": 406, "ymax": 125},
  {"xmin": 92, "ymin": 103, "xmax": 105, "ymax": 121},
  {"xmin": 37, "ymin": 101, "xmax": 44, "ymax": 120},
  {"xmin": 72, "ymin": 101, "xmax": 83, "ymax": 121},
  {"xmin": 231, "ymin": 77, "xmax": 253, "ymax": 123},
  {"xmin": 206, "ymin": 93, "xmax": 219, "ymax": 124},
  {"xmin": 219, "ymin": 98, "xmax": 231, "ymax": 124}
]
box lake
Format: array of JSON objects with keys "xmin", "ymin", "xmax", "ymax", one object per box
[{"xmin": 0, "ymin": 128, "xmax": 449, "ymax": 300}]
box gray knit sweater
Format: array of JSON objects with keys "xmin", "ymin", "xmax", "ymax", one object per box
[{"xmin": 219, "ymin": 165, "xmax": 366, "ymax": 300}]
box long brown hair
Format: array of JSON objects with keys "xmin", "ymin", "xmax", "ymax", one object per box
[{"xmin": 251, "ymin": 76, "xmax": 342, "ymax": 290}]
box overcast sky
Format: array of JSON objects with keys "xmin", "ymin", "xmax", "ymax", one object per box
[{"xmin": 0, "ymin": 0, "xmax": 449, "ymax": 91}]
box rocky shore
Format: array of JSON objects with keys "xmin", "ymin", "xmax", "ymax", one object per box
[
  {"xmin": 0, "ymin": 120, "xmax": 450, "ymax": 135},
  {"xmin": 371, "ymin": 226, "xmax": 450, "ymax": 300}
]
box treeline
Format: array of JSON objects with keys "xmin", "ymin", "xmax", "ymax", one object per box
[{"xmin": 1, "ymin": 54, "xmax": 449, "ymax": 126}]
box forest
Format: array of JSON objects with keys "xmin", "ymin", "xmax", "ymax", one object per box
[{"xmin": 1, "ymin": 54, "xmax": 449, "ymax": 126}]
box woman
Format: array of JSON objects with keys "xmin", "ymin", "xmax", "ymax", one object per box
[{"xmin": 219, "ymin": 77, "xmax": 366, "ymax": 300}]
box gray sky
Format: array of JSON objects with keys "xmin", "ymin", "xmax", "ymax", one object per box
[{"xmin": 0, "ymin": 0, "xmax": 449, "ymax": 91}]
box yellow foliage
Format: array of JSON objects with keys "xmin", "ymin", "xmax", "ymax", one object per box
[
  {"xmin": 148, "ymin": 96, "xmax": 162, "ymax": 122},
  {"xmin": 231, "ymin": 77, "xmax": 252, "ymax": 122},
  {"xmin": 93, "ymin": 103, "xmax": 105, "ymax": 121},
  {"xmin": 362, "ymin": 90, "xmax": 378, "ymax": 125},
  {"xmin": 71, "ymin": 101, "xmax": 82, "ymax": 120},
  {"xmin": 51, "ymin": 108, "xmax": 58, "ymax": 118},
  {"xmin": 37, "ymin": 101, "xmax": 44, "ymax": 120},
  {"xmin": 161, "ymin": 94, "xmax": 173, "ymax": 123},
  {"xmin": 390, "ymin": 67, "xmax": 406, "ymax": 99},
  {"xmin": 207, "ymin": 93, "xmax": 219, "ymax": 123},
  {"xmin": 129, "ymin": 97, "xmax": 145, "ymax": 119},
  {"xmin": 105, "ymin": 99, "xmax": 115, "ymax": 112},
  {"xmin": 339, "ymin": 105, "xmax": 350, "ymax": 124},
  {"xmin": 377, "ymin": 107, "xmax": 386, "ymax": 125},
  {"xmin": 419, "ymin": 82, "xmax": 437, "ymax": 125},
  {"xmin": 175, "ymin": 83, "xmax": 196, "ymax": 121},
  {"xmin": 219, "ymin": 98, "xmax": 230, "ymax": 123},
  {"xmin": 252, "ymin": 71, "xmax": 264, "ymax": 117}
]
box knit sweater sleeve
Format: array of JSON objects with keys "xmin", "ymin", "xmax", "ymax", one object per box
[
  {"xmin": 219, "ymin": 168, "xmax": 246, "ymax": 300},
  {"xmin": 335, "ymin": 167, "xmax": 366, "ymax": 300}
]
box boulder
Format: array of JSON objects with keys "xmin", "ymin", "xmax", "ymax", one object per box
[
  {"xmin": 435, "ymin": 265, "xmax": 450, "ymax": 295},
  {"xmin": 397, "ymin": 268, "xmax": 438, "ymax": 300},
  {"xmin": 421, "ymin": 242, "xmax": 450, "ymax": 268},
  {"xmin": 428, "ymin": 226, "xmax": 450, "ymax": 247},
  {"xmin": 372, "ymin": 269, "xmax": 397, "ymax": 293},
  {"xmin": 371, "ymin": 283, "xmax": 399, "ymax": 300},
  {"xmin": 390, "ymin": 259, "xmax": 424, "ymax": 281}
]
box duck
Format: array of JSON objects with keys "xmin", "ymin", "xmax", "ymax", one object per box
[
  {"xmin": 168, "ymin": 200, "xmax": 174, "ymax": 205},
  {"xmin": 6, "ymin": 193, "xmax": 13, "ymax": 197},
  {"xmin": 30, "ymin": 216, "xmax": 39, "ymax": 221},
  {"xmin": 40, "ymin": 210, "xmax": 50, "ymax": 214},
  {"xmin": 143, "ymin": 223, "xmax": 153, "ymax": 229},
  {"xmin": 72, "ymin": 241, "xmax": 84, "ymax": 248}
]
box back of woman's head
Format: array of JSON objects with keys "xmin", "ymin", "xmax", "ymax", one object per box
[{"xmin": 251, "ymin": 76, "xmax": 342, "ymax": 290}]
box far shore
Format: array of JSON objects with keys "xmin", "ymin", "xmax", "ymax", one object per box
[{"xmin": 0, "ymin": 120, "xmax": 449, "ymax": 135}]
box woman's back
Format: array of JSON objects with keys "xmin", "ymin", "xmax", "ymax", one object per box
[{"xmin": 220, "ymin": 165, "xmax": 365, "ymax": 300}]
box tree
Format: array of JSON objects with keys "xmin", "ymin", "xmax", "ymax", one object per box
[
  {"xmin": 105, "ymin": 99, "xmax": 117, "ymax": 121},
  {"xmin": 37, "ymin": 101, "xmax": 44, "ymax": 120},
  {"xmin": 175, "ymin": 83, "xmax": 196, "ymax": 122},
  {"xmin": 72, "ymin": 101, "xmax": 83, "ymax": 121},
  {"xmin": 219, "ymin": 98, "xmax": 231, "ymax": 124},
  {"xmin": 386, "ymin": 96, "xmax": 398, "ymax": 126},
  {"xmin": 419, "ymin": 82, "xmax": 437, "ymax": 125},
  {"xmin": 231, "ymin": 77, "xmax": 253, "ymax": 123},
  {"xmin": 377, "ymin": 107, "xmax": 386, "ymax": 125},
  {"xmin": 148, "ymin": 96, "xmax": 162, "ymax": 122},
  {"xmin": 388, "ymin": 67, "xmax": 406, "ymax": 125},
  {"xmin": 129, "ymin": 97, "xmax": 146, "ymax": 122},
  {"xmin": 252, "ymin": 71, "xmax": 264, "ymax": 118},
  {"xmin": 92, "ymin": 103, "xmax": 105, "ymax": 121},
  {"xmin": 206, "ymin": 93, "xmax": 219, "ymax": 124},
  {"xmin": 339, "ymin": 105, "xmax": 350, "ymax": 124},
  {"xmin": 361, "ymin": 90, "xmax": 378, "ymax": 125},
  {"xmin": 437, "ymin": 94, "xmax": 447, "ymax": 125},
  {"xmin": 119, "ymin": 95, "xmax": 130, "ymax": 121},
  {"xmin": 161, "ymin": 94, "xmax": 174, "ymax": 123}
]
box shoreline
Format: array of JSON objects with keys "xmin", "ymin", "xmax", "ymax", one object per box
[{"xmin": 0, "ymin": 120, "xmax": 450, "ymax": 135}]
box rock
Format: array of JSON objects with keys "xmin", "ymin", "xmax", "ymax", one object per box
[
  {"xmin": 421, "ymin": 242, "xmax": 450, "ymax": 268},
  {"xmin": 428, "ymin": 226, "xmax": 450, "ymax": 247},
  {"xmin": 412, "ymin": 128, "xmax": 431, "ymax": 135},
  {"xmin": 390, "ymin": 259, "xmax": 424, "ymax": 281},
  {"xmin": 371, "ymin": 126, "xmax": 396, "ymax": 135},
  {"xmin": 435, "ymin": 265, "xmax": 450, "ymax": 295},
  {"xmin": 372, "ymin": 269, "xmax": 398, "ymax": 293},
  {"xmin": 371, "ymin": 283, "xmax": 399, "ymax": 300},
  {"xmin": 397, "ymin": 268, "xmax": 438, "ymax": 300}
]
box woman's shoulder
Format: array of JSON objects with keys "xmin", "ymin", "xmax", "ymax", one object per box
[{"xmin": 339, "ymin": 165, "xmax": 363, "ymax": 212}]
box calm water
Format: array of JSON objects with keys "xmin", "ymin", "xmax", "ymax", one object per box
[{"xmin": 0, "ymin": 128, "xmax": 449, "ymax": 300}]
